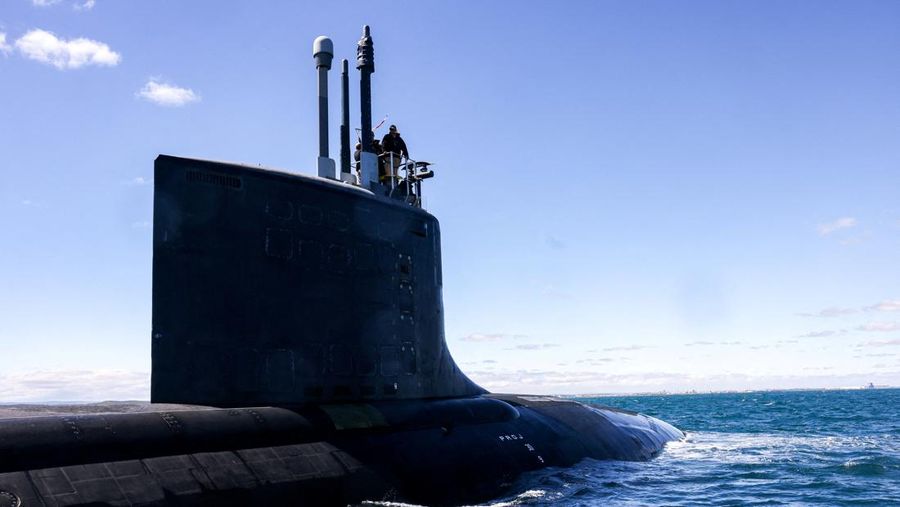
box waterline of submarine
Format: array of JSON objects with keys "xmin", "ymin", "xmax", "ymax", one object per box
[{"xmin": 0, "ymin": 27, "xmax": 683, "ymax": 507}]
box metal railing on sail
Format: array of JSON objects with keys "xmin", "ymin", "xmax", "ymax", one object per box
[{"xmin": 381, "ymin": 153, "xmax": 434, "ymax": 208}]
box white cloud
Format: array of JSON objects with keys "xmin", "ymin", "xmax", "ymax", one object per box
[
  {"xmin": 0, "ymin": 33, "xmax": 11, "ymax": 56},
  {"xmin": 796, "ymin": 330, "xmax": 843, "ymax": 338},
  {"xmin": 75, "ymin": 0, "xmax": 96, "ymax": 10},
  {"xmin": 799, "ymin": 300, "xmax": 900, "ymax": 318},
  {"xmin": 860, "ymin": 339, "xmax": 900, "ymax": 348},
  {"xmin": 137, "ymin": 79, "xmax": 200, "ymax": 107},
  {"xmin": 125, "ymin": 176, "xmax": 150, "ymax": 186},
  {"xmin": 602, "ymin": 345, "xmax": 652, "ymax": 352},
  {"xmin": 20, "ymin": 198, "xmax": 43, "ymax": 207},
  {"xmin": 867, "ymin": 300, "xmax": 900, "ymax": 313},
  {"xmin": 684, "ymin": 340, "xmax": 743, "ymax": 347},
  {"xmin": 31, "ymin": 0, "xmax": 62, "ymax": 6},
  {"xmin": 798, "ymin": 306, "xmax": 858, "ymax": 318},
  {"xmin": 575, "ymin": 358, "xmax": 613, "ymax": 366},
  {"xmin": 0, "ymin": 369, "xmax": 148, "ymax": 402},
  {"xmin": 505, "ymin": 343, "xmax": 560, "ymax": 350},
  {"xmin": 817, "ymin": 217, "xmax": 857, "ymax": 236},
  {"xmin": 15, "ymin": 29, "xmax": 121, "ymax": 69},
  {"xmin": 857, "ymin": 322, "xmax": 900, "ymax": 333},
  {"xmin": 131, "ymin": 221, "xmax": 151, "ymax": 229}
]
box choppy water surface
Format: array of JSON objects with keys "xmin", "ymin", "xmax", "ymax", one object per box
[{"xmin": 479, "ymin": 389, "xmax": 900, "ymax": 506}]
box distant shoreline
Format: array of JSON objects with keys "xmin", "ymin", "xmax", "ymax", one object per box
[{"xmin": 568, "ymin": 385, "xmax": 897, "ymax": 398}]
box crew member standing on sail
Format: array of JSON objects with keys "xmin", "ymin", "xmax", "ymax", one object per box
[
  {"xmin": 381, "ymin": 124, "xmax": 408, "ymax": 182},
  {"xmin": 353, "ymin": 142, "xmax": 362, "ymax": 178}
]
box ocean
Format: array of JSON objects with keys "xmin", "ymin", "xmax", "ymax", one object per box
[{"xmin": 479, "ymin": 389, "xmax": 900, "ymax": 506}]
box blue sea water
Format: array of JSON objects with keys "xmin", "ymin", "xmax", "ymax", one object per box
[{"xmin": 485, "ymin": 389, "xmax": 900, "ymax": 506}]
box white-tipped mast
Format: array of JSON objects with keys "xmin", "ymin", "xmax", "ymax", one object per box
[{"xmin": 313, "ymin": 35, "xmax": 335, "ymax": 179}]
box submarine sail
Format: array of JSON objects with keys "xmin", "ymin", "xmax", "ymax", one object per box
[{"xmin": 151, "ymin": 154, "xmax": 485, "ymax": 406}]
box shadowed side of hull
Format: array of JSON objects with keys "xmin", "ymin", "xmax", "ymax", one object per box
[
  {"xmin": 0, "ymin": 396, "xmax": 681, "ymax": 506},
  {"xmin": 151, "ymin": 155, "xmax": 484, "ymax": 406}
]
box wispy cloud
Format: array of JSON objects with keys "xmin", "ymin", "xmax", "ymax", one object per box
[
  {"xmin": 460, "ymin": 333, "xmax": 526, "ymax": 342},
  {"xmin": 866, "ymin": 300, "xmax": 900, "ymax": 313},
  {"xmin": 505, "ymin": 343, "xmax": 559, "ymax": 351},
  {"xmin": 131, "ymin": 221, "xmax": 151, "ymax": 229},
  {"xmin": 602, "ymin": 345, "xmax": 652, "ymax": 352},
  {"xmin": 124, "ymin": 176, "xmax": 150, "ymax": 186},
  {"xmin": 796, "ymin": 330, "xmax": 844, "ymax": 338},
  {"xmin": 685, "ymin": 340, "xmax": 745, "ymax": 347},
  {"xmin": 799, "ymin": 300, "xmax": 900, "ymax": 318},
  {"xmin": 859, "ymin": 339, "xmax": 900, "ymax": 348},
  {"xmin": 797, "ymin": 306, "xmax": 857, "ymax": 318},
  {"xmin": 15, "ymin": 29, "xmax": 120, "ymax": 69},
  {"xmin": 0, "ymin": 369, "xmax": 149, "ymax": 402},
  {"xmin": 817, "ymin": 217, "xmax": 857, "ymax": 236},
  {"xmin": 0, "ymin": 33, "xmax": 11, "ymax": 56},
  {"xmin": 465, "ymin": 369, "xmax": 694, "ymax": 392},
  {"xmin": 136, "ymin": 78, "xmax": 200, "ymax": 107},
  {"xmin": 30, "ymin": 0, "xmax": 95, "ymax": 8},
  {"xmin": 575, "ymin": 358, "xmax": 613, "ymax": 366},
  {"xmin": 857, "ymin": 322, "xmax": 900, "ymax": 333},
  {"xmin": 541, "ymin": 284, "xmax": 572, "ymax": 299},
  {"xmin": 20, "ymin": 198, "xmax": 48, "ymax": 208}
]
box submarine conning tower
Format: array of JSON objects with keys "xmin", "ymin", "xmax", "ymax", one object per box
[{"xmin": 151, "ymin": 26, "xmax": 484, "ymax": 407}]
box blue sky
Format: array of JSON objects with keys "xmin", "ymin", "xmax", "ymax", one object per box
[{"xmin": 1, "ymin": 0, "xmax": 899, "ymax": 401}]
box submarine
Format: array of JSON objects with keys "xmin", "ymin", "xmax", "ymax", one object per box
[{"xmin": 0, "ymin": 27, "xmax": 683, "ymax": 506}]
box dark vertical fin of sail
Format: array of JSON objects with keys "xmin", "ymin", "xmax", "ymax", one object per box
[{"xmin": 151, "ymin": 155, "xmax": 485, "ymax": 406}]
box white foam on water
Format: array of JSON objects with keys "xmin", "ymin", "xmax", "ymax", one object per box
[
  {"xmin": 660, "ymin": 430, "xmax": 899, "ymax": 466},
  {"xmin": 472, "ymin": 489, "xmax": 546, "ymax": 507},
  {"xmin": 361, "ymin": 489, "xmax": 548, "ymax": 507},
  {"xmin": 361, "ymin": 501, "xmax": 425, "ymax": 507}
]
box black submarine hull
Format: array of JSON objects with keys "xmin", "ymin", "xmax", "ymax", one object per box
[
  {"xmin": 0, "ymin": 156, "xmax": 683, "ymax": 506},
  {"xmin": 0, "ymin": 395, "xmax": 681, "ymax": 506}
]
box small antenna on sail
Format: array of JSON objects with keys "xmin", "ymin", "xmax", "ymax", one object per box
[{"xmin": 313, "ymin": 35, "xmax": 335, "ymax": 179}]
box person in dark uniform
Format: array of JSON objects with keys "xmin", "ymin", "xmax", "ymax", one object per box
[
  {"xmin": 353, "ymin": 142, "xmax": 362, "ymax": 177},
  {"xmin": 381, "ymin": 125, "xmax": 408, "ymax": 181}
]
